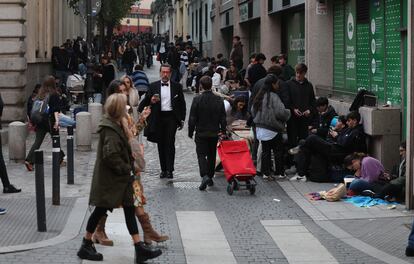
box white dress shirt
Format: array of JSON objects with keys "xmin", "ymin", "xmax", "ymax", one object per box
[{"xmin": 160, "ymin": 81, "xmax": 172, "ymax": 111}]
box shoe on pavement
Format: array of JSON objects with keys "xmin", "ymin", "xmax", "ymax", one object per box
[
  {"xmin": 0, "ymin": 208, "xmax": 6, "ymax": 215},
  {"xmin": 3, "ymin": 184, "xmax": 21, "ymax": 193},
  {"xmin": 361, "ymin": 189, "xmax": 376, "ymax": 198},
  {"xmin": 406, "ymin": 247, "xmax": 414, "ymax": 257},
  {"xmin": 207, "ymin": 177, "xmax": 214, "ymax": 186},
  {"xmin": 159, "ymin": 171, "xmax": 167, "ymax": 179},
  {"xmin": 199, "ymin": 175, "xmax": 211, "ymax": 191},
  {"xmin": 166, "ymin": 171, "xmax": 173, "ymax": 179},
  {"xmin": 134, "ymin": 241, "xmax": 162, "ymax": 263},
  {"xmin": 289, "ymin": 174, "xmax": 307, "ymax": 182},
  {"xmin": 77, "ymin": 238, "xmax": 103, "ymax": 261},
  {"xmin": 24, "ymin": 161, "xmax": 33, "ymax": 172},
  {"xmin": 288, "ymin": 146, "xmax": 300, "ymax": 155}
]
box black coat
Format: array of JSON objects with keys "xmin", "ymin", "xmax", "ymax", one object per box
[
  {"xmin": 138, "ymin": 81, "xmax": 186, "ymax": 143},
  {"xmin": 188, "ymin": 90, "xmax": 226, "ymax": 138},
  {"xmin": 310, "ymin": 105, "xmax": 337, "ymax": 139}
]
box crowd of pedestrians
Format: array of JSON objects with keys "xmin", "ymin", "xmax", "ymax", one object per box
[{"xmin": 0, "ymin": 30, "xmax": 412, "ymax": 262}]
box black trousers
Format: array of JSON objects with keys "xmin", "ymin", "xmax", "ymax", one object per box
[
  {"xmin": 195, "ymin": 136, "xmax": 218, "ymax": 178},
  {"xmin": 251, "ymin": 125, "xmax": 259, "ymax": 162},
  {"xmin": 157, "ymin": 112, "xmax": 178, "ymax": 172},
  {"xmin": 86, "ymin": 206, "xmax": 138, "ymax": 235},
  {"xmin": 287, "ymin": 117, "xmax": 309, "ymax": 148},
  {"xmin": 26, "ymin": 124, "xmax": 65, "ymax": 164},
  {"xmin": 261, "ymin": 133, "xmax": 284, "ymax": 176},
  {"xmin": 0, "ymin": 135, "xmax": 10, "ymax": 188},
  {"xmin": 296, "ymin": 134, "xmax": 347, "ymax": 176}
]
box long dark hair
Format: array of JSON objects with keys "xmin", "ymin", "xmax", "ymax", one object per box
[
  {"xmin": 344, "ymin": 152, "xmax": 368, "ymax": 167},
  {"xmin": 252, "ymin": 74, "xmax": 279, "ymax": 113},
  {"xmin": 37, "ymin": 76, "xmax": 57, "ymax": 100}
]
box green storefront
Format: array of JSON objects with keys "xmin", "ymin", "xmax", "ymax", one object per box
[{"xmin": 333, "ymin": 0, "xmax": 407, "ymax": 107}]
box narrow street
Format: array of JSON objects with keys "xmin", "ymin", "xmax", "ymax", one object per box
[{"xmin": 0, "ymin": 61, "xmax": 412, "ymax": 264}]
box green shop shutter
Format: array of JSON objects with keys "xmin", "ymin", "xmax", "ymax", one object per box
[
  {"xmin": 344, "ymin": 0, "xmax": 357, "ymax": 93},
  {"xmin": 370, "ymin": 0, "xmax": 385, "ymax": 102},
  {"xmin": 356, "ymin": 24, "xmax": 370, "ymax": 91},
  {"xmin": 384, "ymin": 0, "xmax": 402, "ymax": 105},
  {"xmin": 333, "ymin": 0, "xmax": 345, "ymax": 91}
]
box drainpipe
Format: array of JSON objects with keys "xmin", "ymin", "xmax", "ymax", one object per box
[{"xmin": 406, "ymin": 0, "xmax": 414, "ymax": 209}]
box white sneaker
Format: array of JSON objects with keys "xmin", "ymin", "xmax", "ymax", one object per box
[
  {"xmin": 263, "ymin": 175, "xmax": 275, "ymax": 181},
  {"xmin": 288, "ymin": 146, "xmax": 300, "ymax": 155},
  {"xmin": 289, "ymin": 174, "xmax": 307, "ymax": 182},
  {"xmin": 275, "ymin": 174, "xmax": 287, "ymax": 179}
]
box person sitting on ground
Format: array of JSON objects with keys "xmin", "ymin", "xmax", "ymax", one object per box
[
  {"xmin": 326, "ymin": 115, "xmax": 347, "ymax": 143},
  {"xmin": 308, "ymin": 97, "xmax": 337, "ymax": 139},
  {"xmin": 374, "ymin": 141, "xmax": 406, "ymax": 201},
  {"xmin": 344, "ymin": 153, "xmax": 385, "ymax": 196},
  {"xmin": 289, "ymin": 111, "xmax": 366, "ymax": 182},
  {"xmin": 131, "ymin": 64, "xmax": 150, "ymax": 97}
]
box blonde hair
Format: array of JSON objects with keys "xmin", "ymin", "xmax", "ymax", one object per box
[
  {"xmin": 104, "ymin": 93, "xmax": 127, "ymax": 122},
  {"xmin": 121, "ymin": 75, "xmax": 135, "ymax": 90}
]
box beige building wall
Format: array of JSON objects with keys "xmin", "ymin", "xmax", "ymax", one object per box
[
  {"xmin": 305, "ymin": 0, "xmax": 333, "ymax": 89},
  {"xmin": 174, "ymin": 0, "xmax": 189, "ymax": 38},
  {"xmin": 0, "ymin": 0, "xmax": 84, "ymax": 122}
]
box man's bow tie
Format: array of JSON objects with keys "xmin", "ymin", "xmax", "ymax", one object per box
[{"xmin": 161, "ymin": 82, "xmax": 168, "ymax": 87}]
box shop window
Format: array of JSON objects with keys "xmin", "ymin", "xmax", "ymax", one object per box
[
  {"xmin": 282, "ymin": 0, "xmax": 290, "ymax": 7},
  {"xmin": 225, "ymin": 12, "xmax": 229, "ymax": 25},
  {"xmin": 268, "ymin": 0, "xmax": 273, "ymax": 12},
  {"xmin": 357, "ymin": 0, "xmax": 369, "ymax": 23},
  {"xmin": 248, "ymin": 1, "xmax": 253, "ymax": 18},
  {"xmin": 205, "ymin": 3, "xmax": 208, "ymax": 36}
]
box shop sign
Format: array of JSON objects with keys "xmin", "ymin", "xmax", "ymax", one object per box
[
  {"xmin": 316, "ymin": 3, "xmax": 328, "ymax": 15},
  {"xmin": 370, "ymin": 0, "xmax": 384, "ymax": 98},
  {"xmin": 344, "ymin": 2, "xmax": 356, "ymax": 91}
]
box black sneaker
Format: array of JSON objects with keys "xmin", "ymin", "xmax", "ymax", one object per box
[
  {"xmin": 159, "ymin": 171, "xmax": 167, "ymax": 179},
  {"xmin": 207, "ymin": 178, "xmax": 214, "ymax": 187},
  {"xmin": 406, "ymin": 247, "xmax": 414, "ymax": 257},
  {"xmin": 361, "ymin": 190, "xmax": 376, "ymax": 198},
  {"xmin": 3, "ymin": 184, "xmax": 21, "ymax": 194},
  {"xmin": 199, "ymin": 176, "xmax": 210, "ymax": 191}
]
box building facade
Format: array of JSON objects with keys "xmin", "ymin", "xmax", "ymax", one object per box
[
  {"xmin": 188, "ymin": 0, "xmax": 213, "ymax": 56},
  {"xmin": 119, "ymin": 1, "xmax": 154, "ymax": 34},
  {"xmin": 0, "ymin": 0, "xmax": 84, "ymax": 122}
]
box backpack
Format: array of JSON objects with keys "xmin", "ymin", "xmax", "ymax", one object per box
[
  {"xmin": 30, "ymin": 96, "xmax": 49, "ymax": 125},
  {"xmin": 349, "ymin": 89, "xmax": 375, "ymax": 112}
]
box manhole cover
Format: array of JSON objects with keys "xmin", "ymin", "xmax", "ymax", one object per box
[{"xmin": 171, "ymin": 182, "xmax": 200, "ymax": 189}]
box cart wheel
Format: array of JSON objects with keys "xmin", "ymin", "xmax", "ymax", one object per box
[
  {"xmin": 227, "ymin": 183, "xmax": 234, "ymax": 195},
  {"xmin": 249, "ymin": 185, "xmax": 256, "ymax": 195},
  {"xmin": 232, "ymin": 180, "xmax": 239, "ymax": 191}
]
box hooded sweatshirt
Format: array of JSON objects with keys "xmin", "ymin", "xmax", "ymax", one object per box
[{"xmin": 287, "ymin": 78, "xmax": 316, "ymax": 114}]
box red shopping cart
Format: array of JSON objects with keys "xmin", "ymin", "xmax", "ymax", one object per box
[{"xmin": 217, "ymin": 140, "xmax": 257, "ymax": 195}]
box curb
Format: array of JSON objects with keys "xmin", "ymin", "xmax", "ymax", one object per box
[{"xmin": 0, "ymin": 197, "xmax": 88, "ymax": 254}]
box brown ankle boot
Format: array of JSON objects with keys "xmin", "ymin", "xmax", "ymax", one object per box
[
  {"xmin": 92, "ymin": 215, "xmax": 114, "ymax": 246},
  {"xmin": 138, "ymin": 212, "xmax": 169, "ymax": 245}
]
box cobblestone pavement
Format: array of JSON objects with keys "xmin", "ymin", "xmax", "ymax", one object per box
[{"xmin": 0, "ymin": 61, "xmax": 413, "ymax": 264}]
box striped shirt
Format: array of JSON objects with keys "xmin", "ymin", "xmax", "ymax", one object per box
[{"xmin": 180, "ymin": 51, "xmax": 189, "ymax": 67}]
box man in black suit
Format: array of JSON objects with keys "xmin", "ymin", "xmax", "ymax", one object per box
[{"xmin": 138, "ymin": 64, "xmax": 186, "ymax": 179}]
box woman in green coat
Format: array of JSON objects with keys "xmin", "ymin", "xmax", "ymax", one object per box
[{"xmin": 77, "ymin": 93, "xmax": 161, "ymax": 263}]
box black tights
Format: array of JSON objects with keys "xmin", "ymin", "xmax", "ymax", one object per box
[{"xmin": 86, "ymin": 206, "xmax": 138, "ymax": 235}]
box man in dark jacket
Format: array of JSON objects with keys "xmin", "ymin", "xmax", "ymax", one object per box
[
  {"xmin": 309, "ymin": 97, "xmax": 337, "ymax": 139},
  {"xmin": 229, "ymin": 36, "xmax": 243, "ymax": 71},
  {"xmin": 247, "ymin": 53, "xmax": 267, "ymax": 89},
  {"xmin": 138, "ymin": 64, "xmax": 186, "ymax": 179},
  {"xmin": 287, "ymin": 63, "xmax": 316, "ymax": 149},
  {"xmin": 188, "ymin": 76, "xmax": 227, "ymax": 190},
  {"xmin": 290, "ymin": 111, "xmax": 366, "ymax": 181},
  {"xmin": 278, "ymin": 54, "xmax": 295, "ymax": 81},
  {"xmin": 0, "ymin": 94, "xmax": 21, "ymax": 194}
]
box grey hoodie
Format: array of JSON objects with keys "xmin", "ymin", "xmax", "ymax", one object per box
[{"xmin": 252, "ymin": 92, "xmax": 291, "ymax": 132}]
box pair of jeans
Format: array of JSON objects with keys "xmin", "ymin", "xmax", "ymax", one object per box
[
  {"xmin": 26, "ymin": 124, "xmax": 65, "ymax": 164},
  {"xmin": 58, "ymin": 113, "xmax": 76, "ymax": 128},
  {"xmin": 195, "ymin": 136, "xmax": 218, "ymax": 178},
  {"xmin": 347, "ymin": 177, "xmax": 383, "ymax": 194},
  {"xmin": 261, "ymin": 133, "xmax": 284, "ymax": 176},
  {"xmin": 86, "ymin": 206, "xmax": 138, "ymax": 235}
]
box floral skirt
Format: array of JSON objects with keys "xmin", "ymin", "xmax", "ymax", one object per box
[{"xmin": 132, "ymin": 178, "xmax": 146, "ymax": 207}]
